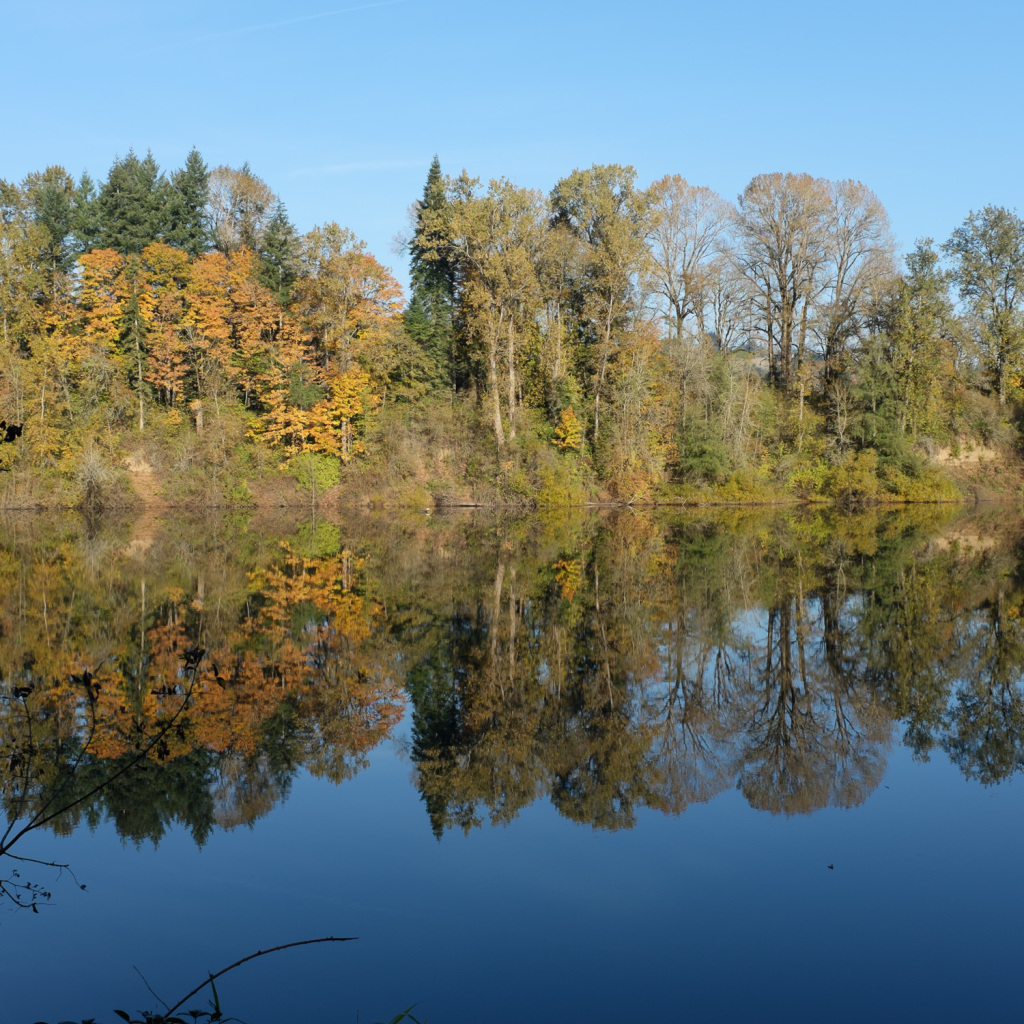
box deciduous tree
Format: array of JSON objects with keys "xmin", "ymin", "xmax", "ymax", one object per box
[
  {"xmin": 645, "ymin": 175, "xmax": 731, "ymax": 344},
  {"xmin": 550, "ymin": 165, "xmax": 649, "ymax": 441},
  {"xmin": 294, "ymin": 224, "xmax": 403, "ymax": 374},
  {"xmin": 943, "ymin": 205, "xmax": 1024, "ymax": 405},
  {"xmin": 207, "ymin": 163, "xmax": 276, "ymax": 255},
  {"xmin": 732, "ymin": 172, "xmax": 830, "ymax": 392}
]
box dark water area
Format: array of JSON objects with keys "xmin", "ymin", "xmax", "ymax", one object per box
[{"xmin": 2, "ymin": 505, "xmax": 1024, "ymax": 1023}]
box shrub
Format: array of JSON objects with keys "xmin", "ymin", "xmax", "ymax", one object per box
[
  {"xmin": 828, "ymin": 450, "xmax": 880, "ymax": 504},
  {"xmin": 288, "ymin": 452, "xmax": 340, "ymax": 495}
]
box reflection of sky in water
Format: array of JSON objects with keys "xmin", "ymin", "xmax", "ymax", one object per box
[{"xmin": 7, "ymin": 738, "xmax": 1024, "ymax": 1023}]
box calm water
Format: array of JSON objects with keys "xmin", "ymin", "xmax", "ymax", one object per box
[{"xmin": 2, "ymin": 506, "xmax": 1024, "ymax": 1023}]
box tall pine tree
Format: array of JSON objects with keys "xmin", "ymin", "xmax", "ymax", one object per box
[
  {"xmin": 72, "ymin": 171, "xmax": 102, "ymax": 253},
  {"xmin": 257, "ymin": 201, "xmax": 300, "ymax": 303},
  {"xmin": 22, "ymin": 165, "xmax": 78, "ymax": 287},
  {"xmin": 96, "ymin": 150, "xmax": 171, "ymax": 254},
  {"xmin": 407, "ymin": 156, "xmax": 462, "ymax": 391},
  {"xmin": 166, "ymin": 147, "xmax": 211, "ymax": 256}
]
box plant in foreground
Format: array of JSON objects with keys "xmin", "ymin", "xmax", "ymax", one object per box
[{"xmin": 33, "ymin": 936, "xmax": 370, "ymax": 1024}]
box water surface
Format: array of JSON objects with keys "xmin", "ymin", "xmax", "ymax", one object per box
[{"xmin": 2, "ymin": 506, "xmax": 1023, "ymax": 1022}]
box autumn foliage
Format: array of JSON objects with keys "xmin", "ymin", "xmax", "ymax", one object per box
[
  {"xmin": 0, "ymin": 187, "xmax": 403, "ymax": 499},
  {"xmin": 0, "ymin": 518, "xmax": 407, "ymax": 840}
]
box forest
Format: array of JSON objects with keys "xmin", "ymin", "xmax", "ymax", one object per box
[{"xmin": 2, "ymin": 150, "xmax": 1023, "ymax": 507}]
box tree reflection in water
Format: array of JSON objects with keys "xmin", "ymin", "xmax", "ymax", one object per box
[
  {"xmin": 400, "ymin": 506, "xmax": 1024, "ymax": 830},
  {"xmin": 0, "ymin": 513, "xmax": 405, "ymax": 907},
  {"xmin": 2, "ymin": 504, "xmax": 1024, "ymax": 906}
]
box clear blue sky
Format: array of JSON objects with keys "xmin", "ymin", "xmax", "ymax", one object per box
[{"xmin": 5, "ymin": 0, "xmax": 1022, "ymax": 287}]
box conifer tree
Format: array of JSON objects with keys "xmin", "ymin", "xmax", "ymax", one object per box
[
  {"xmin": 258, "ymin": 201, "xmax": 301, "ymax": 303},
  {"xmin": 858, "ymin": 241, "xmax": 953, "ymax": 443},
  {"xmin": 407, "ymin": 156, "xmax": 461, "ymax": 391},
  {"xmin": 72, "ymin": 171, "xmax": 102, "ymax": 253},
  {"xmin": 22, "ymin": 166, "xmax": 78, "ymax": 285},
  {"xmin": 96, "ymin": 150, "xmax": 171, "ymax": 254},
  {"xmin": 166, "ymin": 148, "xmax": 211, "ymax": 256}
]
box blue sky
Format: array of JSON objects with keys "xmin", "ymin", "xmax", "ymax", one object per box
[{"xmin": 5, "ymin": 0, "xmax": 1023, "ymax": 287}]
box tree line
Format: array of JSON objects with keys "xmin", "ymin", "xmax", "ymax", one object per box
[
  {"xmin": 406, "ymin": 161, "xmax": 1024, "ymax": 501},
  {"xmin": 2, "ymin": 150, "xmax": 1022, "ymax": 505},
  {"xmin": 1, "ymin": 150, "xmax": 421, "ymax": 503}
]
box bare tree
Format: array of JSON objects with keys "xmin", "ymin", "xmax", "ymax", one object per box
[
  {"xmin": 697, "ymin": 254, "xmax": 757, "ymax": 353},
  {"xmin": 645, "ymin": 175, "xmax": 732, "ymax": 344},
  {"xmin": 207, "ymin": 163, "xmax": 277, "ymax": 254},
  {"xmin": 815, "ymin": 179, "xmax": 895, "ymax": 380},
  {"xmin": 732, "ymin": 173, "xmax": 830, "ymax": 392}
]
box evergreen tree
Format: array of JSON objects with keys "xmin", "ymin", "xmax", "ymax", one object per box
[
  {"xmin": 71, "ymin": 171, "xmax": 102, "ymax": 253},
  {"xmin": 166, "ymin": 147, "xmax": 211, "ymax": 256},
  {"xmin": 22, "ymin": 165, "xmax": 78, "ymax": 284},
  {"xmin": 96, "ymin": 150, "xmax": 171, "ymax": 254},
  {"xmin": 407, "ymin": 156, "xmax": 462, "ymax": 391},
  {"xmin": 851, "ymin": 241, "xmax": 955, "ymax": 467},
  {"xmin": 257, "ymin": 201, "xmax": 300, "ymax": 302}
]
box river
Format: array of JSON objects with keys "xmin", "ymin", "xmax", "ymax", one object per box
[{"xmin": 2, "ymin": 505, "xmax": 1023, "ymax": 1022}]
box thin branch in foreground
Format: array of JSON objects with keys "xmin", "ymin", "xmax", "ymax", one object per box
[
  {"xmin": 165, "ymin": 936, "xmax": 357, "ymax": 1016},
  {"xmin": 7, "ymin": 850, "xmax": 85, "ymax": 885},
  {"xmin": 4, "ymin": 654, "xmax": 204, "ymax": 853},
  {"xmin": 133, "ymin": 964, "xmax": 171, "ymax": 1013}
]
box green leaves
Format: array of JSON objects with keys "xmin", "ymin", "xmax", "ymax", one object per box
[{"xmin": 943, "ymin": 206, "xmax": 1024, "ymax": 404}]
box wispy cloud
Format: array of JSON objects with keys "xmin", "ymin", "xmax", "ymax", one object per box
[{"xmin": 289, "ymin": 158, "xmax": 427, "ymax": 177}]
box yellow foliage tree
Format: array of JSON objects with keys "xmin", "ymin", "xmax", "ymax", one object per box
[{"xmin": 553, "ymin": 406, "xmax": 584, "ymax": 451}]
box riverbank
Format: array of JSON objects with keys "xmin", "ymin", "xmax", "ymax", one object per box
[
  {"xmin": 0, "ymin": 396, "xmax": 1018, "ymax": 512},
  {"xmin": 0, "ymin": 454, "xmax": 1009, "ymax": 511}
]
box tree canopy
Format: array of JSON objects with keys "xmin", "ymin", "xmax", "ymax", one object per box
[{"xmin": 0, "ymin": 149, "xmax": 1019, "ymax": 509}]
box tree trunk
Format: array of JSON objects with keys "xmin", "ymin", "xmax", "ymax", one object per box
[
  {"xmin": 507, "ymin": 318, "xmax": 517, "ymax": 441},
  {"xmin": 489, "ymin": 334, "xmax": 505, "ymax": 446},
  {"xmin": 593, "ymin": 300, "xmax": 616, "ymax": 442}
]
